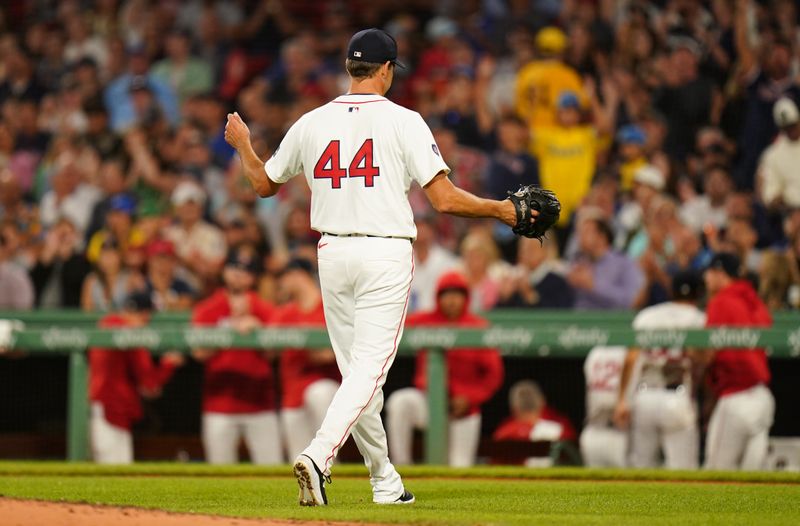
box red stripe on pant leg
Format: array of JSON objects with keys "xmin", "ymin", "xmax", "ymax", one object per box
[{"xmin": 323, "ymin": 253, "xmax": 415, "ymax": 471}]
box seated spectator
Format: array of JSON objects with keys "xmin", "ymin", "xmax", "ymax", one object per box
[
  {"xmin": 725, "ymin": 217, "xmax": 761, "ymax": 275},
  {"xmin": 80, "ymin": 238, "xmax": 141, "ymax": 312},
  {"xmin": 568, "ymin": 217, "xmax": 644, "ymax": 309},
  {"xmin": 142, "ymin": 239, "xmax": 194, "ymax": 311},
  {"xmin": 387, "ymin": 272, "xmax": 504, "ymax": 467},
  {"xmin": 758, "ymin": 97, "xmax": 800, "ymax": 211},
  {"xmin": 0, "ymin": 226, "xmax": 34, "ymax": 309},
  {"xmin": 758, "ymin": 250, "xmax": 794, "ymax": 310},
  {"xmin": 89, "ymin": 292, "xmax": 183, "ymax": 464},
  {"xmin": 492, "ymin": 380, "xmax": 576, "ymax": 467},
  {"xmin": 191, "ymin": 244, "xmax": 281, "ymax": 465},
  {"xmin": 85, "ymin": 155, "xmax": 132, "ymax": 241},
  {"xmin": 680, "ymin": 165, "xmax": 732, "ymax": 234},
  {"xmin": 163, "ymin": 181, "xmax": 226, "ymax": 292},
  {"xmin": 85, "ymin": 193, "xmax": 145, "ymax": 264},
  {"xmin": 151, "ymin": 29, "xmax": 213, "ymax": 105},
  {"xmin": 409, "ymin": 214, "xmax": 459, "ymax": 314},
  {"xmin": 484, "ymin": 115, "xmax": 539, "ymax": 202},
  {"xmin": 616, "ymin": 164, "xmax": 665, "ymax": 251},
  {"xmin": 497, "ymin": 236, "xmax": 574, "ymax": 309},
  {"xmin": 30, "ymin": 218, "xmax": 90, "ymax": 308},
  {"xmin": 458, "ymin": 231, "xmax": 505, "ymax": 312},
  {"xmin": 0, "ymin": 169, "xmax": 38, "ymax": 235},
  {"xmin": 615, "ymin": 124, "xmax": 649, "ymax": 193},
  {"xmin": 39, "ymin": 153, "xmax": 101, "ymax": 235},
  {"xmin": 668, "ymin": 223, "xmax": 713, "ymax": 275},
  {"xmin": 273, "ymin": 258, "xmax": 340, "ymax": 460}
]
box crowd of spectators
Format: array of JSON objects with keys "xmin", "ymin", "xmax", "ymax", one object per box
[{"xmin": 1, "ymin": 0, "xmax": 800, "ymax": 316}]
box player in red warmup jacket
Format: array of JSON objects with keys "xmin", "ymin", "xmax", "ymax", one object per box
[
  {"xmin": 492, "ymin": 380, "xmax": 576, "ymax": 466},
  {"xmin": 89, "ymin": 292, "xmax": 183, "ymax": 464},
  {"xmin": 702, "ymin": 253, "xmax": 774, "ymax": 470},
  {"xmin": 274, "ymin": 259, "xmax": 341, "ymax": 460},
  {"xmin": 386, "ymin": 271, "xmax": 504, "ymax": 467},
  {"xmin": 191, "ymin": 244, "xmax": 281, "ymax": 464}
]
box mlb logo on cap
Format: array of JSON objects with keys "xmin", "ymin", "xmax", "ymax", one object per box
[{"xmin": 347, "ymin": 28, "xmax": 406, "ymax": 68}]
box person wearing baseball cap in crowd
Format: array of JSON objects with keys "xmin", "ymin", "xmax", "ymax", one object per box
[
  {"xmin": 616, "ymin": 164, "xmax": 665, "ymax": 247},
  {"xmin": 85, "ymin": 193, "xmax": 146, "ymax": 263},
  {"xmin": 515, "ymin": 26, "xmax": 584, "ymax": 128},
  {"xmin": 701, "ymin": 252, "xmax": 774, "ymax": 470},
  {"xmin": 758, "ymin": 97, "xmax": 800, "ymax": 210},
  {"xmin": 532, "ymin": 90, "xmax": 599, "ymax": 229},
  {"xmin": 89, "ymin": 291, "xmax": 184, "ymax": 463},
  {"xmin": 273, "ymin": 258, "xmax": 340, "ymax": 460},
  {"xmin": 190, "ymin": 243, "xmax": 282, "ymax": 464},
  {"xmin": 163, "ymin": 180, "xmax": 226, "ymax": 292},
  {"xmin": 616, "ymin": 124, "xmax": 649, "ymax": 192},
  {"xmin": 142, "ymin": 238, "xmax": 195, "ymax": 311}
]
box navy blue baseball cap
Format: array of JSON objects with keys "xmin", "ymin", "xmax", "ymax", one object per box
[{"xmin": 347, "ymin": 28, "xmax": 406, "ymax": 69}]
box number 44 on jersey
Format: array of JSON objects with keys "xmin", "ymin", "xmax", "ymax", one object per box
[{"xmin": 314, "ymin": 139, "xmax": 380, "ymax": 189}]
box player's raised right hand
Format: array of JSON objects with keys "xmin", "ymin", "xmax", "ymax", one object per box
[{"xmin": 224, "ymin": 112, "xmax": 251, "ymax": 151}]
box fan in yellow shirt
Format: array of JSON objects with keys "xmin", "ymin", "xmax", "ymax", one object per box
[
  {"xmin": 515, "ymin": 27, "xmax": 585, "ymax": 128},
  {"xmin": 531, "ymin": 89, "xmax": 615, "ymax": 227}
]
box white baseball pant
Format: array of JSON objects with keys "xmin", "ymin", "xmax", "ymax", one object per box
[
  {"xmin": 282, "ymin": 379, "xmax": 340, "ymax": 460},
  {"xmin": 630, "ymin": 387, "xmax": 698, "ymax": 469},
  {"xmin": 202, "ymin": 411, "xmax": 283, "ymax": 464},
  {"xmin": 579, "ymin": 424, "xmax": 628, "ymax": 468},
  {"xmin": 386, "ymin": 387, "xmax": 482, "ymax": 468},
  {"xmin": 704, "ymin": 384, "xmax": 775, "ymax": 471},
  {"xmin": 302, "ymin": 236, "xmax": 412, "ymax": 503},
  {"xmin": 90, "ymin": 403, "xmax": 133, "ymax": 464}
]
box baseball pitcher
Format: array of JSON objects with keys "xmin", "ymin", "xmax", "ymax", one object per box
[{"xmin": 224, "ymin": 28, "xmax": 559, "ymax": 506}]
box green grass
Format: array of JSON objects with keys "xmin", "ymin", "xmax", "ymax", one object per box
[{"xmin": 0, "ymin": 462, "xmax": 799, "ymax": 525}]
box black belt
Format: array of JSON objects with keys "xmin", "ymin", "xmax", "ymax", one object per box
[{"xmin": 322, "ymin": 232, "xmax": 413, "ymax": 242}]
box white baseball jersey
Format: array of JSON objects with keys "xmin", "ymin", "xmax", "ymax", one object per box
[
  {"xmin": 583, "ymin": 346, "xmax": 628, "ymax": 424},
  {"xmin": 265, "ymin": 94, "xmax": 450, "ymax": 239},
  {"xmin": 632, "ymin": 302, "xmax": 706, "ymax": 389}
]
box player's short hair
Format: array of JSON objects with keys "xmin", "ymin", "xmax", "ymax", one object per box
[
  {"xmin": 509, "ymin": 380, "xmax": 545, "ymax": 413},
  {"xmin": 345, "ymin": 58, "xmax": 387, "ymax": 80}
]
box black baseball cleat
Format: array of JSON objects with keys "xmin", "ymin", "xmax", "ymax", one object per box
[
  {"xmin": 293, "ymin": 454, "xmax": 330, "ymax": 506},
  {"xmin": 376, "ymin": 489, "xmax": 416, "ymax": 505}
]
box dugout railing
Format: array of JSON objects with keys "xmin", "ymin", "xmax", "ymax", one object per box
[{"xmin": 3, "ymin": 310, "xmax": 800, "ymax": 463}]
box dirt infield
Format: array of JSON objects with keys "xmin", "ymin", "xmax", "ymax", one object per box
[{"xmin": 0, "ymin": 498, "xmax": 377, "ymax": 526}]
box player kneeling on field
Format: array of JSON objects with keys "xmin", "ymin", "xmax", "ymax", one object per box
[
  {"xmin": 89, "ymin": 292, "xmax": 183, "ymax": 464},
  {"xmin": 387, "ymin": 271, "xmax": 504, "ymax": 467},
  {"xmin": 613, "ymin": 272, "xmax": 706, "ymax": 470},
  {"xmin": 274, "ymin": 258, "xmax": 341, "ymax": 460},
  {"xmin": 191, "ymin": 244, "xmax": 282, "ymax": 465},
  {"xmin": 492, "ymin": 380, "xmax": 576, "ymax": 466}
]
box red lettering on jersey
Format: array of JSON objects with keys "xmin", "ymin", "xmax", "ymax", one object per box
[
  {"xmin": 314, "ymin": 140, "xmax": 347, "ymax": 189},
  {"xmin": 313, "ymin": 139, "xmax": 380, "ymax": 189},
  {"xmin": 348, "ymin": 139, "xmax": 379, "ymax": 187}
]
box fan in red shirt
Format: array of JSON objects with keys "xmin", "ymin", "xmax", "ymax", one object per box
[
  {"xmin": 274, "ymin": 258, "xmax": 340, "ymax": 460},
  {"xmin": 386, "ymin": 271, "xmax": 504, "ymax": 467},
  {"xmin": 89, "ymin": 292, "xmax": 183, "ymax": 464},
  {"xmin": 702, "ymin": 252, "xmax": 775, "ymax": 470},
  {"xmin": 491, "ymin": 380, "xmax": 576, "ymax": 466},
  {"xmin": 191, "ymin": 244, "xmax": 281, "ymax": 464}
]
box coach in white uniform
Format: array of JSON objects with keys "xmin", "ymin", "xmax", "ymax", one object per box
[
  {"xmin": 613, "ymin": 272, "xmax": 706, "ymax": 469},
  {"xmin": 224, "ymin": 28, "xmax": 523, "ymax": 506}
]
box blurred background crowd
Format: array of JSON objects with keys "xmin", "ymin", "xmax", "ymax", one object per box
[
  {"xmin": 0, "ymin": 0, "xmax": 799, "ymax": 315},
  {"xmin": 1, "ymin": 0, "xmax": 800, "ymax": 467}
]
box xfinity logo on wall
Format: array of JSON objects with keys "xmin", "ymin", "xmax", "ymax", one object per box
[
  {"xmin": 482, "ymin": 327, "xmax": 534, "ymax": 349},
  {"xmin": 111, "ymin": 329, "xmax": 162, "ymax": 349},
  {"xmin": 557, "ymin": 326, "xmax": 609, "ymax": 348},
  {"xmin": 183, "ymin": 328, "xmax": 234, "ymax": 349},
  {"xmin": 257, "ymin": 329, "xmax": 308, "ymax": 348},
  {"xmin": 41, "ymin": 328, "xmax": 89, "ymax": 350},
  {"xmin": 404, "ymin": 329, "xmax": 458, "ymax": 349},
  {"xmin": 708, "ymin": 328, "xmax": 761, "ymax": 348},
  {"xmin": 635, "ymin": 330, "xmax": 687, "ymax": 349},
  {"xmin": 788, "ymin": 329, "xmax": 800, "ymax": 357}
]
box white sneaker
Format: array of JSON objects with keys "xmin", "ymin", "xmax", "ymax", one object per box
[{"xmin": 293, "ymin": 454, "xmax": 329, "ymax": 506}]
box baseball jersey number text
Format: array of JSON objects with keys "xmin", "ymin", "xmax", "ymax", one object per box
[{"xmin": 314, "ymin": 139, "xmax": 380, "ymax": 189}]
